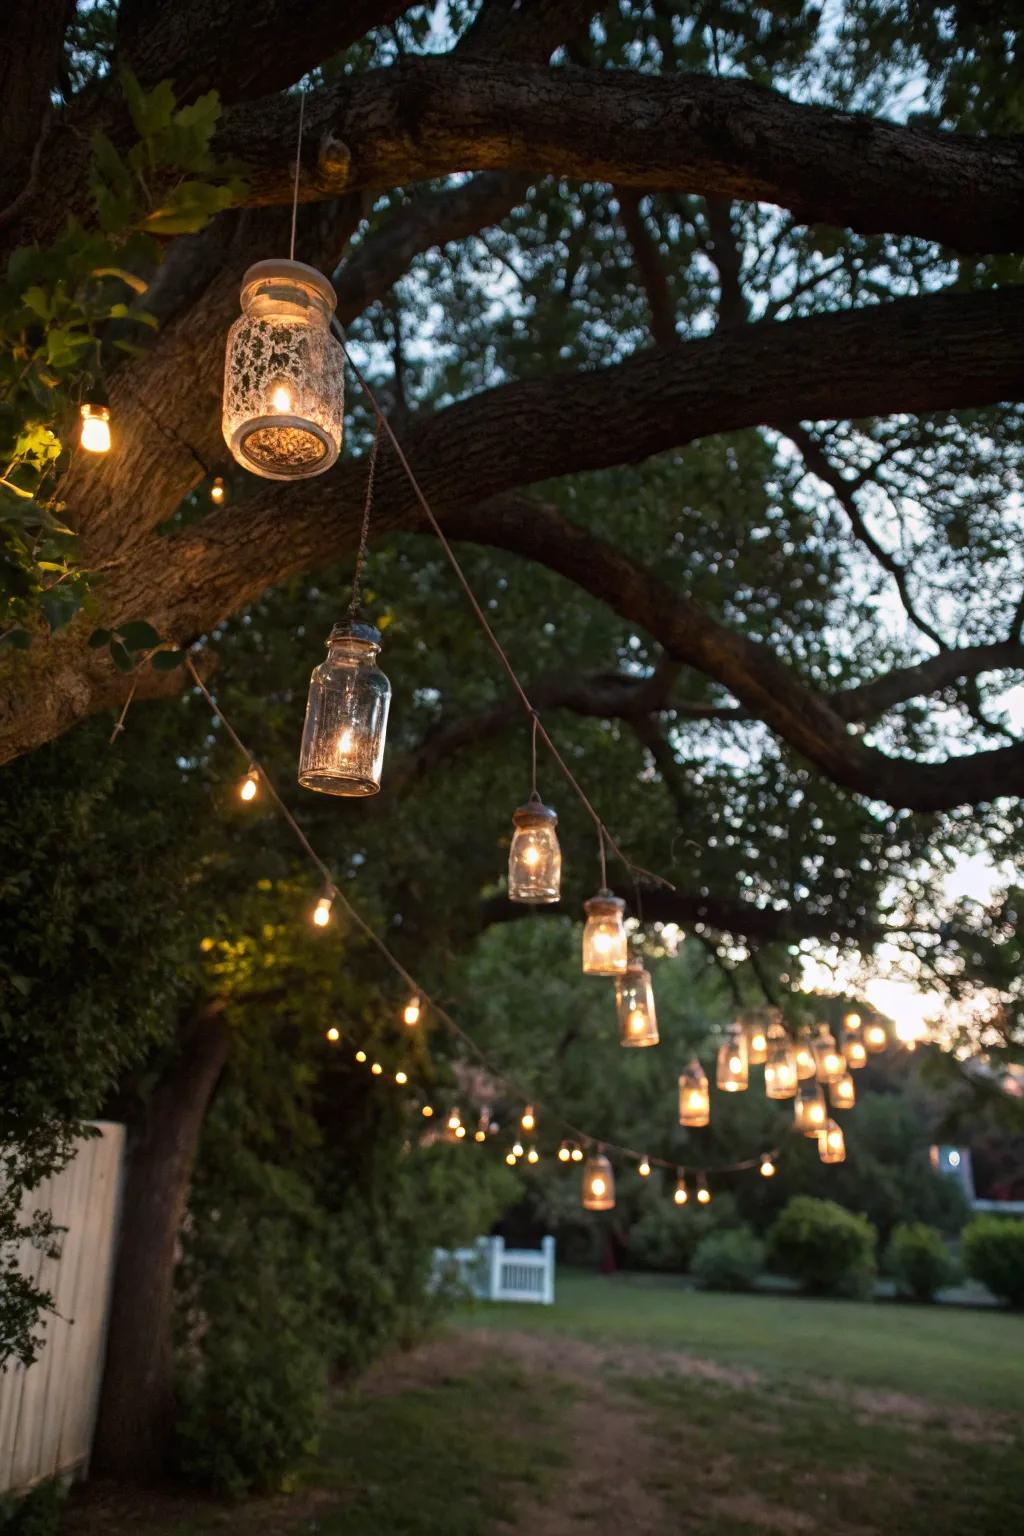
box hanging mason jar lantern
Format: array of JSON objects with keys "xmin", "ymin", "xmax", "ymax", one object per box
[
  {"xmin": 673, "ymin": 1173, "xmax": 688, "ymax": 1205},
  {"xmin": 794, "ymin": 1079, "xmax": 827, "ymax": 1137},
  {"xmin": 819, "ymin": 1118, "xmax": 846, "ymax": 1164},
  {"xmin": 764, "ymin": 1026, "xmax": 798, "ymax": 1100},
  {"xmin": 298, "ymin": 620, "xmax": 391, "ymax": 796},
  {"xmin": 615, "ymin": 963, "xmax": 659, "ymax": 1047},
  {"xmin": 581, "ymin": 891, "xmax": 628, "ymax": 975},
  {"xmin": 794, "ymin": 1028, "xmax": 817, "ymax": 1081},
  {"xmin": 745, "ymin": 1009, "xmax": 769, "ymax": 1065},
  {"xmin": 508, "ymin": 794, "xmax": 561, "ymax": 903},
  {"xmin": 830, "ymin": 1072, "xmax": 856, "ymax": 1110},
  {"xmin": 844, "ymin": 1030, "xmax": 868, "ymax": 1070},
  {"xmin": 223, "ymin": 259, "xmax": 344, "ymax": 480},
  {"xmin": 678, "ymin": 1060, "xmax": 710, "ymax": 1128},
  {"xmin": 716, "ymin": 1023, "xmax": 749, "ymax": 1092},
  {"xmin": 582, "ymin": 1152, "xmax": 615, "ymax": 1211},
  {"xmin": 813, "ymin": 1025, "xmax": 846, "ymax": 1084},
  {"xmin": 79, "ymin": 401, "xmax": 111, "ymax": 454},
  {"xmin": 864, "ymin": 1018, "xmax": 888, "ymax": 1053}
]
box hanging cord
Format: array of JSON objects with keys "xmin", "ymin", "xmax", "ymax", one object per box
[
  {"xmin": 331, "ymin": 319, "xmax": 671, "ymax": 897},
  {"xmin": 182, "ymin": 653, "xmax": 779, "ymax": 1177},
  {"xmin": 598, "ymin": 826, "xmax": 608, "ymax": 891},
  {"xmin": 347, "ymin": 418, "xmax": 383, "ymax": 623},
  {"xmin": 288, "ymin": 88, "xmax": 307, "ymax": 263},
  {"xmin": 529, "ymin": 711, "xmax": 539, "ymax": 800}
]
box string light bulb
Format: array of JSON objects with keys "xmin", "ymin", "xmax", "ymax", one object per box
[
  {"xmin": 794, "ymin": 1079, "xmax": 827, "ymax": 1137},
  {"xmin": 864, "ymin": 1019, "xmax": 888, "ymax": 1053},
  {"xmin": 239, "ymin": 766, "xmax": 259, "ymax": 801},
  {"xmin": 521, "ymin": 1105, "xmax": 536, "ymax": 1133},
  {"xmin": 325, "ymin": 1026, "xmax": 340, "ymax": 1043},
  {"xmin": 571, "ymin": 1145, "xmax": 584, "ymax": 1163},
  {"xmin": 615, "ymin": 963, "xmax": 659, "ymax": 1047},
  {"xmin": 223, "ymin": 259, "xmax": 344, "ymax": 479},
  {"xmin": 582, "ymin": 1152, "xmax": 615, "ymax": 1211},
  {"xmin": 421, "ymin": 1104, "xmax": 433, "ymax": 1117},
  {"xmin": 558, "ymin": 1142, "xmax": 571, "ymax": 1163},
  {"xmin": 395, "ymin": 1070, "xmax": 408, "ymax": 1085},
  {"xmin": 819, "ymin": 1118, "xmax": 846, "ymax": 1164},
  {"xmin": 505, "ymin": 1151, "xmax": 517, "ymax": 1166},
  {"xmin": 448, "ymin": 1110, "xmax": 463, "ymax": 1133},
  {"xmin": 512, "ymin": 1141, "xmax": 524, "ymax": 1158},
  {"xmin": 764, "ymin": 1026, "xmax": 798, "ymax": 1100},
  {"xmin": 638, "ymin": 1156, "xmax": 651, "ymax": 1178},
  {"xmin": 298, "ymin": 620, "xmax": 391, "ymax": 797},
  {"xmin": 678, "ymin": 1060, "xmax": 711, "ymax": 1128},
  {"xmin": 508, "ymin": 794, "xmax": 561, "ymax": 903},
  {"xmin": 695, "ymin": 1174, "xmax": 711, "ymax": 1205},
  {"xmin": 370, "ymin": 1061, "xmax": 383, "ymax": 1076},
  {"xmin": 717, "ymin": 1023, "xmax": 749, "ymax": 1093},
  {"xmin": 844, "ymin": 1011, "xmax": 862, "ymax": 1032},
  {"xmin": 210, "ymin": 475, "xmax": 226, "ymax": 504},
  {"xmin": 79, "ymin": 402, "xmax": 111, "ymax": 454},
  {"xmin": 674, "ymin": 1173, "xmax": 688, "ymax": 1205},
  {"xmin": 474, "ymin": 1128, "xmax": 486, "ymax": 1142},
  {"xmin": 312, "ymin": 891, "xmax": 333, "ymax": 927},
  {"xmin": 402, "ymin": 995, "xmax": 421, "ymax": 1027},
  {"xmin": 581, "ymin": 891, "xmax": 628, "ymax": 975},
  {"xmin": 813, "ymin": 1025, "xmax": 846, "ymax": 1084},
  {"xmin": 830, "ymin": 1072, "xmax": 856, "ymax": 1110},
  {"xmin": 455, "ymin": 1124, "xmax": 466, "ymax": 1138},
  {"xmin": 355, "ymin": 1050, "xmax": 367, "ymax": 1063},
  {"xmin": 794, "ymin": 1029, "xmax": 817, "ymax": 1081},
  {"xmin": 760, "ymin": 1154, "xmax": 776, "ymax": 1178},
  {"xmin": 527, "ymin": 1146, "xmax": 539, "ymax": 1164}
]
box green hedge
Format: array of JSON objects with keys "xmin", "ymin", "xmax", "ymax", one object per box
[
  {"xmin": 691, "ymin": 1226, "xmax": 764, "ymax": 1292},
  {"xmin": 884, "ymin": 1222, "xmax": 958, "ymax": 1302},
  {"xmin": 768, "ymin": 1195, "xmax": 877, "ymax": 1298},
  {"xmin": 962, "ymin": 1216, "xmax": 1024, "ymax": 1307}
]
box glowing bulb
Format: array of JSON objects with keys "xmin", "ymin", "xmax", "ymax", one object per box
[
  {"xmin": 474, "ymin": 1130, "xmax": 486, "ymax": 1142},
  {"xmin": 865, "ymin": 1023, "xmax": 887, "ymax": 1052},
  {"xmin": 760, "ymin": 1156, "xmax": 776, "ymax": 1178},
  {"xmin": 371, "ymin": 1061, "xmax": 382, "ymax": 1075},
  {"xmin": 522, "ymin": 844, "xmax": 541, "ymax": 867},
  {"xmin": 455, "ymin": 1125, "xmax": 466, "ymax": 1138},
  {"xmin": 448, "ymin": 1112, "xmax": 462, "ymax": 1131},
  {"xmin": 403, "ymin": 996, "xmax": 421, "ymax": 1026},
  {"xmin": 512, "ymin": 1141, "xmax": 524, "ymax": 1157},
  {"xmin": 210, "ymin": 476, "xmax": 225, "ymax": 504},
  {"xmin": 845, "ymin": 1036, "xmax": 868, "ymax": 1069},
  {"xmin": 696, "ymin": 1184, "xmax": 711, "ymax": 1206},
  {"xmin": 326, "ymin": 1026, "xmax": 340, "ymax": 1043},
  {"xmin": 521, "ymin": 1106, "xmax": 535, "ymax": 1132},
  {"xmin": 79, "ymin": 403, "xmax": 111, "ymax": 453},
  {"xmin": 845, "ymin": 1011, "xmax": 862, "ymax": 1030},
  {"xmin": 527, "ymin": 1147, "xmax": 539, "ymax": 1164},
  {"xmin": 674, "ymin": 1177, "xmax": 688, "ymax": 1206},
  {"xmin": 239, "ymin": 768, "xmax": 259, "ymax": 801},
  {"xmin": 355, "ymin": 1050, "xmax": 367, "ymax": 1063},
  {"xmin": 395, "ymin": 1070, "xmax": 407, "ymax": 1085},
  {"xmin": 831, "ymin": 1073, "xmax": 855, "ymax": 1109},
  {"xmin": 421, "ymin": 1104, "xmax": 433, "ymax": 1117},
  {"xmin": 591, "ymin": 1176, "xmax": 606, "ymax": 1198},
  {"xmin": 271, "ymin": 383, "xmax": 292, "ymax": 413},
  {"xmin": 593, "ymin": 931, "xmax": 613, "ymax": 955},
  {"xmin": 628, "ymin": 1009, "xmax": 647, "ymax": 1036},
  {"xmin": 558, "ymin": 1145, "xmax": 571, "ymax": 1162},
  {"xmin": 336, "ymin": 725, "xmax": 355, "ymax": 760},
  {"xmin": 312, "ymin": 894, "xmax": 333, "ymax": 927},
  {"xmin": 506, "ymin": 1152, "xmax": 517, "ymax": 1166},
  {"xmin": 729, "ymin": 1054, "xmax": 742, "ymax": 1074},
  {"xmin": 638, "ymin": 1157, "xmax": 651, "ymax": 1177},
  {"xmin": 571, "ymin": 1147, "xmax": 583, "ymax": 1162},
  {"xmin": 808, "ymin": 1101, "xmax": 825, "ymax": 1127}
]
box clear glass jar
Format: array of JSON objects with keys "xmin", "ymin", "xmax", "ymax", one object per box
[
  {"xmin": 716, "ymin": 1024, "xmax": 749, "ymax": 1092},
  {"xmin": 812, "ymin": 1024, "xmax": 846, "ymax": 1084},
  {"xmin": 298, "ymin": 621, "xmax": 391, "ymax": 796},
  {"xmin": 223, "ymin": 259, "xmax": 344, "ymax": 480},
  {"xmin": 508, "ymin": 795, "xmax": 561, "ymax": 903},
  {"xmin": 764, "ymin": 1027, "xmax": 798, "ymax": 1100},
  {"xmin": 794, "ymin": 1079, "xmax": 827, "ymax": 1137},
  {"xmin": 744, "ymin": 1007, "xmax": 769, "ymax": 1065},
  {"xmin": 830, "ymin": 1071, "xmax": 856, "ymax": 1110},
  {"xmin": 794, "ymin": 1028, "xmax": 817, "ymax": 1080},
  {"xmin": 678, "ymin": 1060, "xmax": 710, "ymax": 1127},
  {"xmin": 818, "ymin": 1118, "xmax": 846, "ymax": 1164},
  {"xmin": 843, "ymin": 1030, "xmax": 868, "ymax": 1070},
  {"xmin": 615, "ymin": 964, "xmax": 659, "ymax": 1047},
  {"xmin": 581, "ymin": 891, "xmax": 628, "ymax": 975},
  {"xmin": 581, "ymin": 1153, "xmax": 615, "ymax": 1211}
]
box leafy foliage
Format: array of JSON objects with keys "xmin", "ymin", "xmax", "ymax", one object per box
[
  {"xmin": 961, "ymin": 1216, "xmax": 1024, "ymax": 1308},
  {"xmin": 691, "ymin": 1225, "xmax": 765, "ymax": 1291},
  {"xmin": 768, "ymin": 1195, "xmax": 878, "ymax": 1297},
  {"xmin": 884, "ymin": 1221, "xmax": 959, "ymax": 1302}
]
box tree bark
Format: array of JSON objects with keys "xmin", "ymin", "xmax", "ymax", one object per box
[{"xmin": 92, "ymin": 1006, "xmax": 230, "ymax": 1483}]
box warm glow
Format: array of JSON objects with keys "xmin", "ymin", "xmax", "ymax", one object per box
[
  {"xmin": 449, "ymin": 1112, "xmax": 462, "ymax": 1131},
  {"xmin": 679, "ymin": 1061, "xmax": 711, "ymax": 1128},
  {"xmin": 527, "ymin": 1147, "xmax": 539, "ymax": 1164},
  {"xmin": 807, "ymin": 1101, "xmax": 825, "ymax": 1127},
  {"xmin": 522, "ymin": 844, "xmax": 541, "ymax": 867},
  {"xmin": 421, "ymin": 1104, "xmax": 433, "ymax": 1117},
  {"xmin": 312, "ymin": 894, "xmax": 332, "ymax": 927},
  {"xmin": 395, "ymin": 1070, "xmax": 408, "ymax": 1084},
  {"xmin": 593, "ymin": 931, "xmax": 613, "ymax": 954},
  {"xmin": 750, "ymin": 1030, "xmax": 767, "ymax": 1057},
  {"xmin": 403, "ymin": 996, "xmax": 421, "ymax": 1026},
  {"xmin": 795, "ymin": 1042, "xmax": 816, "ymax": 1079},
  {"xmin": 729, "ymin": 1055, "xmax": 742, "ymax": 1074},
  {"xmin": 355, "ymin": 1050, "xmax": 367, "ymax": 1063},
  {"xmin": 844, "ymin": 1011, "xmax": 862, "ymax": 1030},
  {"xmin": 865, "ymin": 1022, "xmax": 887, "ymax": 1052},
  {"xmin": 336, "ymin": 725, "xmax": 355, "ymax": 760},
  {"xmin": 210, "ymin": 476, "xmax": 225, "ymax": 504},
  {"xmin": 455, "ymin": 1125, "xmax": 466, "ymax": 1138},
  {"xmin": 512, "ymin": 1141, "xmax": 524, "ymax": 1157},
  {"xmin": 571, "ymin": 1146, "xmax": 583, "ymax": 1162},
  {"xmin": 674, "ymin": 1179, "xmax": 688, "ymax": 1205},
  {"xmin": 371, "ymin": 1061, "xmax": 383, "ymax": 1075},
  {"xmin": 521, "ymin": 1106, "xmax": 536, "ymax": 1132},
  {"xmin": 591, "ymin": 1177, "xmax": 606, "ymax": 1198},
  {"xmin": 831, "ymin": 1073, "xmax": 855, "ymax": 1109},
  {"xmin": 558, "ymin": 1144, "xmax": 571, "ymax": 1162},
  {"xmin": 474, "ymin": 1130, "xmax": 486, "ymax": 1142},
  {"xmin": 845, "ymin": 1035, "xmax": 868, "ymax": 1069},
  {"xmin": 326, "ymin": 1027, "xmax": 340, "ymax": 1042},
  {"xmin": 819, "ymin": 1118, "xmax": 846, "ymax": 1164},
  {"xmin": 506, "ymin": 1151, "xmax": 517, "ymax": 1165},
  {"xmin": 638, "ymin": 1157, "xmax": 651, "ymax": 1177},
  {"xmin": 239, "ymin": 768, "xmax": 259, "ymax": 801},
  {"xmin": 79, "ymin": 403, "xmax": 111, "ymax": 453},
  {"xmin": 628, "ymin": 1009, "xmax": 646, "ymax": 1036},
  {"xmin": 760, "ymin": 1156, "xmax": 776, "ymax": 1178},
  {"xmin": 696, "ymin": 1183, "xmax": 711, "ymax": 1205},
  {"xmin": 271, "ymin": 383, "xmax": 293, "ymax": 413}
]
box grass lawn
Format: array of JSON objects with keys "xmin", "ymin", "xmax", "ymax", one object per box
[{"xmin": 59, "ymin": 1270, "xmax": 1024, "ymax": 1536}]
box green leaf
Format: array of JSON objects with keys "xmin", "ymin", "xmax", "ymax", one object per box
[
  {"xmin": 142, "ymin": 180, "xmax": 237, "ymax": 236},
  {"xmin": 21, "ymin": 287, "xmax": 52, "ymax": 320},
  {"xmin": 116, "ymin": 619, "xmax": 161, "ymax": 651},
  {"xmin": 87, "ymin": 628, "xmax": 112, "ymax": 648},
  {"xmin": 151, "ymin": 648, "xmax": 185, "ymax": 672},
  {"xmin": 109, "ymin": 640, "xmax": 135, "ymax": 672}
]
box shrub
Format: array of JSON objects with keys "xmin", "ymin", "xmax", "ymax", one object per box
[
  {"xmin": 629, "ymin": 1192, "xmax": 740, "ymax": 1273},
  {"xmin": 962, "ymin": 1216, "xmax": 1024, "ymax": 1308},
  {"xmin": 768, "ymin": 1195, "xmax": 877, "ymax": 1298},
  {"xmin": 0, "ymin": 1480, "xmax": 65, "ymax": 1534},
  {"xmin": 691, "ymin": 1226, "xmax": 764, "ymax": 1292},
  {"xmin": 885, "ymin": 1222, "xmax": 959, "ymax": 1302}
]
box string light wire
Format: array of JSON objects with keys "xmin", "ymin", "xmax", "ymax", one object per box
[{"xmin": 183, "ymin": 654, "xmax": 783, "ymax": 1180}]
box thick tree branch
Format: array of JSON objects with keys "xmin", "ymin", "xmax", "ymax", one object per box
[
  {"xmin": 0, "ymin": 0, "xmax": 75, "ymax": 216},
  {"xmin": 218, "ymin": 60, "xmax": 1024, "ymax": 253}
]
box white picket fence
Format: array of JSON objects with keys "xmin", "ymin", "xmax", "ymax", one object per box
[
  {"xmin": 0, "ymin": 1123, "xmax": 124, "ymax": 1496},
  {"xmin": 434, "ymin": 1235, "xmax": 555, "ymax": 1305}
]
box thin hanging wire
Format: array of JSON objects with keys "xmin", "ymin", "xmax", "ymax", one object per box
[
  {"xmin": 347, "ymin": 418, "xmax": 383, "ymax": 623},
  {"xmin": 182, "ymin": 654, "xmax": 781, "ymax": 1178},
  {"xmin": 529, "ymin": 712, "xmax": 539, "ymax": 800},
  {"xmin": 598, "ymin": 826, "xmax": 608, "ymax": 891},
  {"xmin": 331, "ymin": 319, "xmax": 671, "ymax": 897},
  {"xmin": 288, "ymin": 88, "xmax": 307, "ymax": 263}
]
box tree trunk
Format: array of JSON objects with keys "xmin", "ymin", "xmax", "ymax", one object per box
[{"xmin": 91, "ymin": 1005, "xmax": 230, "ymax": 1482}]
